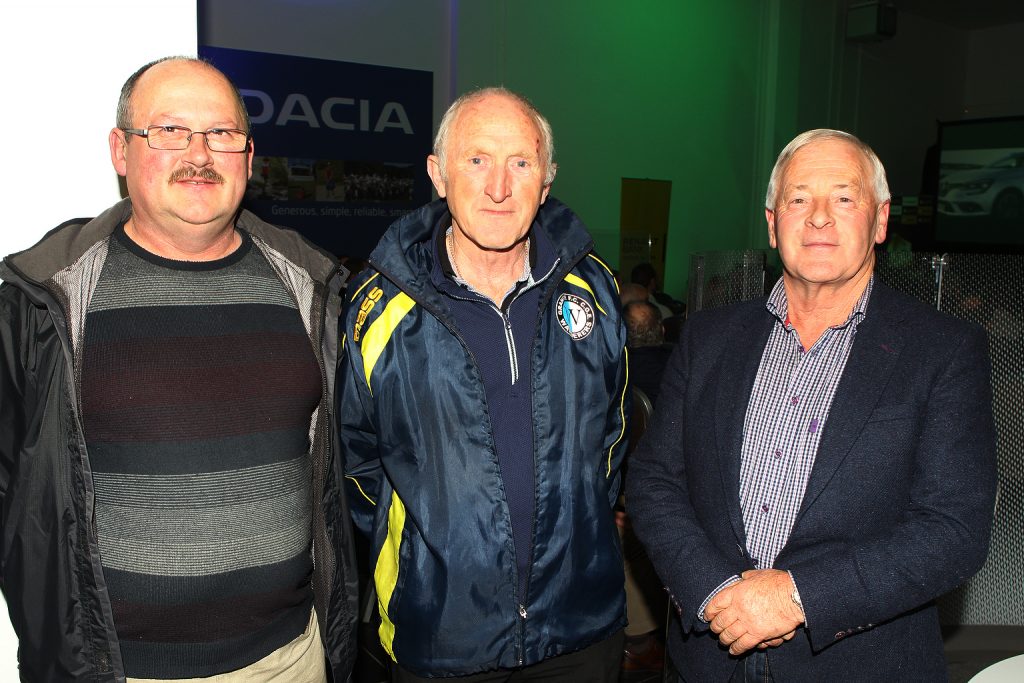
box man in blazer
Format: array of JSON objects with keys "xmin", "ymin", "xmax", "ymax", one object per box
[{"xmin": 627, "ymin": 129, "xmax": 997, "ymax": 682}]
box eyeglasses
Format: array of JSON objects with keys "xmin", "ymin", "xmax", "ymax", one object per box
[{"xmin": 122, "ymin": 125, "xmax": 250, "ymax": 153}]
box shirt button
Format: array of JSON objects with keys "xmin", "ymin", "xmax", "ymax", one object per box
[
  {"xmin": 774, "ymin": 449, "xmax": 783, "ymax": 459},
  {"xmin": 791, "ymin": 396, "xmax": 800, "ymax": 405},
  {"xmin": 761, "ymin": 503, "xmax": 770, "ymax": 513}
]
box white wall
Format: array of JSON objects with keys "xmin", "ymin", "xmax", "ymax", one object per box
[{"xmin": 0, "ymin": 0, "xmax": 197, "ymax": 674}]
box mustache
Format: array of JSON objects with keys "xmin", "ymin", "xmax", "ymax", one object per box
[{"xmin": 169, "ymin": 167, "xmax": 225, "ymax": 184}]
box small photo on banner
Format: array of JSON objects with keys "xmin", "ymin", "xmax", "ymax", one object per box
[{"xmin": 199, "ymin": 46, "xmax": 433, "ymax": 259}]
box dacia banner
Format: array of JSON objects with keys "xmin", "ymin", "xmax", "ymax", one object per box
[{"xmin": 199, "ymin": 46, "xmax": 433, "ymax": 258}]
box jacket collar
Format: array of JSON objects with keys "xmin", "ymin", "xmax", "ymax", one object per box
[
  {"xmin": 368, "ymin": 196, "xmax": 594, "ymax": 305},
  {"xmin": 2, "ymin": 198, "xmax": 342, "ymax": 288}
]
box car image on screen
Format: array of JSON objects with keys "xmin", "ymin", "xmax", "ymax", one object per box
[{"xmin": 939, "ymin": 151, "xmax": 1024, "ymax": 220}]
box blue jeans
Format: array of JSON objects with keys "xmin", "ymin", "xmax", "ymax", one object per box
[{"xmin": 728, "ymin": 650, "xmax": 773, "ymax": 683}]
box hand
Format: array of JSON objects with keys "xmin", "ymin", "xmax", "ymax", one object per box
[{"xmin": 707, "ymin": 569, "xmax": 803, "ymax": 655}]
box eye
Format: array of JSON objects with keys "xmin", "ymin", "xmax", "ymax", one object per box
[{"xmin": 469, "ymin": 157, "xmax": 483, "ymax": 165}]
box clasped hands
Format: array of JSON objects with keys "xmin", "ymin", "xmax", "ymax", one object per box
[{"xmin": 705, "ymin": 569, "xmax": 804, "ymax": 656}]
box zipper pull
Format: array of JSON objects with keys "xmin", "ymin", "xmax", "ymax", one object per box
[{"xmin": 519, "ymin": 604, "xmax": 528, "ymax": 619}]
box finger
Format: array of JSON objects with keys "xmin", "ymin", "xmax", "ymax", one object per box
[
  {"xmin": 709, "ymin": 612, "xmax": 737, "ymax": 635},
  {"xmin": 759, "ymin": 637, "xmax": 784, "ymax": 648},
  {"xmin": 730, "ymin": 632, "xmax": 761, "ymax": 656},
  {"xmin": 718, "ymin": 625, "xmax": 737, "ymax": 645},
  {"xmin": 782, "ymin": 630, "xmax": 796, "ymax": 641}
]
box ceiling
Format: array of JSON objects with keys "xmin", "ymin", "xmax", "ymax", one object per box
[{"xmin": 894, "ymin": 0, "xmax": 1024, "ymax": 30}]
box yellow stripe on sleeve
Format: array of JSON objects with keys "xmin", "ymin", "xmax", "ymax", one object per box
[
  {"xmin": 345, "ymin": 475, "xmax": 377, "ymax": 506},
  {"xmin": 349, "ymin": 271, "xmax": 381, "ymax": 302},
  {"xmin": 563, "ymin": 273, "xmax": 607, "ymax": 316},
  {"xmin": 608, "ymin": 346, "xmax": 629, "ymax": 476},
  {"xmin": 360, "ymin": 292, "xmax": 416, "ymax": 395},
  {"xmin": 587, "ymin": 253, "xmax": 619, "ymax": 294},
  {"xmin": 375, "ymin": 491, "xmax": 407, "ymax": 661}
]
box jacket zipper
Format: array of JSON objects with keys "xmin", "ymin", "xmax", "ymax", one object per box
[{"xmin": 369, "ymin": 253, "xmax": 573, "ymax": 667}]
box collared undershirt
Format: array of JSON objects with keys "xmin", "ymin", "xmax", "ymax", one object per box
[
  {"xmin": 697, "ymin": 276, "xmax": 873, "ymax": 623},
  {"xmin": 739, "ymin": 276, "xmax": 873, "ymax": 570}
]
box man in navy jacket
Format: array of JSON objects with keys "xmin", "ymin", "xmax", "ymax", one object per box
[
  {"xmin": 627, "ymin": 129, "xmax": 997, "ymax": 682},
  {"xmin": 340, "ymin": 88, "xmax": 629, "ymax": 680}
]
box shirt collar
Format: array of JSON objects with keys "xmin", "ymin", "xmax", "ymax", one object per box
[{"xmin": 766, "ymin": 275, "xmax": 874, "ymax": 330}]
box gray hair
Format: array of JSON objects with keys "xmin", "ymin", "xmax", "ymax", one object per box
[
  {"xmin": 433, "ymin": 87, "xmax": 556, "ymax": 186},
  {"xmin": 116, "ymin": 56, "xmax": 251, "ymax": 134},
  {"xmin": 765, "ymin": 129, "xmax": 890, "ymax": 209}
]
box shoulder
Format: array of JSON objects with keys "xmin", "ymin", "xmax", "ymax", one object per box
[
  {"xmin": 871, "ymin": 280, "xmax": 987, "ymax": 348},
  {"xmin": 237, "ymin": 210, "xmax": 339, "ymax": 283},
  {"xmin": 4, "ymin": 200, "xmax": 128, "ymax": 282},
  {"xmin": 684, "ymin": 297, "xmax": 768, "ymax": 337},
  {"xmin": 341, "ymin": 268, "xmax": 401, "ymax": 339}
]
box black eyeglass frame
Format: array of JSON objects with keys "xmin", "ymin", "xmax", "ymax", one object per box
[{"xmin": 121, "ymin": 125, "xmax": 251, "ymax": 153}]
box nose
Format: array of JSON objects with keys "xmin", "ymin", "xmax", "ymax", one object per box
[
  {"xmin": 182, "ymin": 131, "xmax": 214, "ymax": 167},
  {"xmin": 484, "ymin": 163, "xmax": 511, "ymax": 203},
  {"xmin": 807, "ymin": 198, "xmax": 833, "ymax": 229}
]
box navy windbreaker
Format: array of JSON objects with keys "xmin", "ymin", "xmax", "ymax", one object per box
[{"xmin": 339, "ymin": 197, "xmax": 629, "ymax": 676}]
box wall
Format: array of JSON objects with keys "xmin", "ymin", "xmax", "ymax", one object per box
[
  {"xmin": 835, "ymin": 10, "xmax": 969, "ymax": 196},
  {"xmin": 456, "ymin": 0, "xmax": 775, "ymax": 299},
  {"xmin": 0, "ymin": 3, "xmax": 197, "ymax": 675},
  {"xmin": 963, "ymin": 22, "xmax": 1024, "ymax": 119}
]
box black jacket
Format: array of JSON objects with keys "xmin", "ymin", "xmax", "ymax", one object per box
[{"xmin": 0, "ymin": 199, "xmax": 358, "ymax": 682}]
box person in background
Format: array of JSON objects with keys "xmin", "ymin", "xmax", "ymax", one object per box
[{"xmin": 623, "ymin": 300, "xmax": 673, "ymax": 404}]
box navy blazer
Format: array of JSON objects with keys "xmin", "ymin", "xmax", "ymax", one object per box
[{"xmin": 627, "ymin": 280, "xmax": 997, "ymax": 682}]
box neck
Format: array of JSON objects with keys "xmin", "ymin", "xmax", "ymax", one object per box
[
  {"xmin": 448, "ymin": 231, "xmax": 528, "ymax": 305},
  {"xmin": 125, "ymin": 218, "xmax": 240, "ymax": 261},
  {"xmin": 784, "ymin": 268, "xmax": 872, "ymax": 347}
]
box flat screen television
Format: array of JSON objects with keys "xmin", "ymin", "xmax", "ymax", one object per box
[{"xmin": 932, "ymin": 116, "xmax": 1024, "ymax": 253}]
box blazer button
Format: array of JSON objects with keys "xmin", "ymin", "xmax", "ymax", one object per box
[{"xmin": 835, "ymin": 632, "xmax": 845, "ymax": 640}]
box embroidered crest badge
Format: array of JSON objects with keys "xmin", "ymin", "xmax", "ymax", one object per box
[{"xmin": 556, "ymin": 293, "xmax": 595, "ymax": 340}]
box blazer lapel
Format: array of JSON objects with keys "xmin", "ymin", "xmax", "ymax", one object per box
[
  {"xmin": 715, "ymin": 307, "xmax": 775, "ymax": 546},
  {"xmin": 795, "ymin": 285, "xmax": 905, "ymax": 522}
]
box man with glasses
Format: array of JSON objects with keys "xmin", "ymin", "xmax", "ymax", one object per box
[{"xmin": 0, "ymin": 56, "xmax": 357, "ymax": 682}]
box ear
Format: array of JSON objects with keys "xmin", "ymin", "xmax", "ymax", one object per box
[
  {"xmin": 765, "ymin": 208, "xmax": 778, "ymax": 249},
  {"xmin": 246, "ymin": 138, "xmax": 255, "ymax": 180},
  {"xmin": 873, "ymin": 200, "xmax": 890, "ymax": 244},
  {"xmin": 109, "ymin": 128, "xmax": 128, "ymax": 177},
  {"xmin": 540, "ymin": 163, "xmax": 556, "ymax": 204},
  {"xmin": 427, "ymin": 155, "xmax": 447, "ymax": 198}
]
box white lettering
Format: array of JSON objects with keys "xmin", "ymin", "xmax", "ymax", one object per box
[
  {"xmin": 240, "ymin": 89, "xmax": 274, "ymax": 125},
  {"xmin": 238, "ymin": 91, "xmax": 415, "ymax": 134},
  {"xmin": 374, "ymin": 102, "xmax": 413, "ymax": 134},
  {"xmin": 321, "ymin": 97, "xmax": 355, "ymax": 131},
  {"xmin": 276, "ymin": 94, "xmax": 320, "ymax": 128}
]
